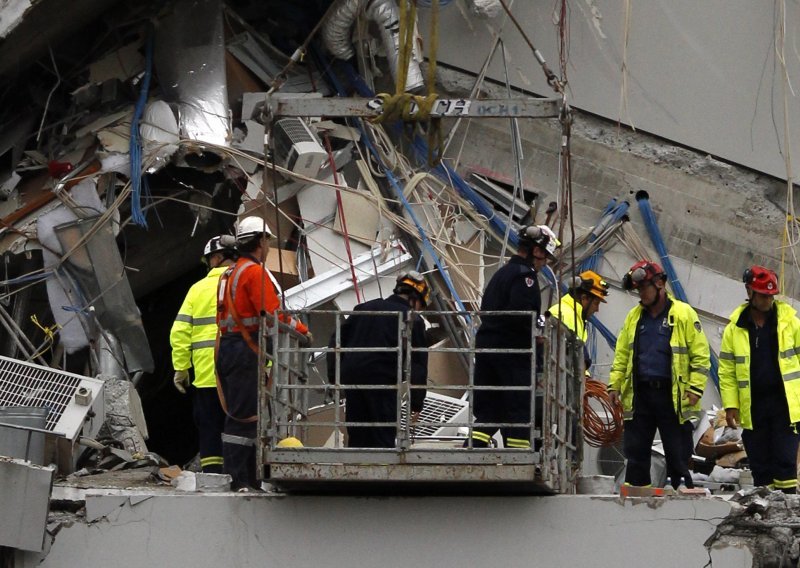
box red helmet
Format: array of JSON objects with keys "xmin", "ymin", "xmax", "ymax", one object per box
[
  {"xmin": 743, "ymin": 265, "xmax": 779, "ymax": 295},
  {"xmin": 622, "ymin": 260, "xmax": 666, "ymax": 291}
]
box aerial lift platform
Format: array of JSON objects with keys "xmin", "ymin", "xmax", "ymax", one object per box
[{"xmin": 257, "ymin": 312, "xmax": 584, "ymax": 495}]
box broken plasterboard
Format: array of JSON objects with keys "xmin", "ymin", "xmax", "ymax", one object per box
[
  {"xmin": 266, "ymin": 248, "xmax": 300, "ymax": 290},
  {"xmin": 333, "ymin": 187, "xmax": 380, "ymax": 246},
  {"xmin": 304, "ymin": 224, "xmax": 369, "ymax": 276},
  {"xmin": 89, "ymin": 41, "xmax": 145, "ymax": 84}
]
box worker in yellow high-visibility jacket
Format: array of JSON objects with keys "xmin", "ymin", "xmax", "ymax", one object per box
[
  {"xmin": 720, "ymin": 265, "xmax": 800, "ymax": 493},
  {"xmin": 170, "ymin": 236, "xmax": 237, "ymax": 473},
  {"xmin": 548, "ymin": 270, "xmax": 609, "ymax": 373},
  {"xmin": 609, "ymin": 260, "xmax": 710, "ymax": 490}
]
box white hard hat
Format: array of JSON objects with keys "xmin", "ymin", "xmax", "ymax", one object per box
[
  {"xmin": 236, "ymin": 216, "xmax": 273, "ymax": 241},
  {"xmin": 518, "ymin": 224, "xmax": 560, "ymax": 259},
  {"xmin": 203, "ymin": 236, "xmax": 225, "ymax": 258}
]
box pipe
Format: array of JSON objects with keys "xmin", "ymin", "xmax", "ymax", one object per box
[{"xmin": 323, "ymin": 0, "xmax": 425, "ymax": 92}]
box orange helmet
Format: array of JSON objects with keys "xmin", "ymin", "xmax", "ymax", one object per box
[
  {"xmin": 743, "ymin": 265, "xmax": 779, "ymax": 295},
  {"xmin": 622, "ymin": 260, "xmax": 666, "ymax": 291}
]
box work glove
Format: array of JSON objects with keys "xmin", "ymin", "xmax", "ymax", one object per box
[{"xmin": 173, "ymin": 370, "xmax": 190, "ymax": 394}]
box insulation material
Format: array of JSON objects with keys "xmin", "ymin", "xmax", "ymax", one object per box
[
  {"xmin": 140, "ymin": 100, "xmax": 180, "ymax": 172},
  {"xmin": 37, "ymin": 180, "xmax": 105, "ymax": 353},
  {"xmin": 155, "ymin": 0, "xmax": 230, "ymax": 148}
]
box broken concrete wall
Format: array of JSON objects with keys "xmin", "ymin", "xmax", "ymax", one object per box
[
  {"xmin": 20, "ymin": 493, "xmax": 749, "ymax": 567},
  {"xmin": 438, "ymin": 67, "xmax": 794, "ymax": 300}
]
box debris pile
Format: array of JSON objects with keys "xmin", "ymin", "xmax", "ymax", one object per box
[{"xmin": 707, "ymin": 487, "xmax": 800, "ymax": 568}]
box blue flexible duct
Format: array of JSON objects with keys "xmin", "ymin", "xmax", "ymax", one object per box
[
  {"xmin": 129, "ymin": 29, "xmax": 154, "ymax": 228},
  {"xmin": 636, "ymin": 190, "xmax": 720, "ymax": 388},
  {"xmin": 580, "ymin": 200, "xmax": 629, "ymax": 273}
]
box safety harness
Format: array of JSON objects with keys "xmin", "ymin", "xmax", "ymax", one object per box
[{"xmin": 214, "ymin": 258, "xmax": 265, "ymax": 424}]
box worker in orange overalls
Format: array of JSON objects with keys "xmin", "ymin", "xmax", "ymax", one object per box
[{"xmin": 216, "ymin": 216, "xmax": 310, "ymax": 491}]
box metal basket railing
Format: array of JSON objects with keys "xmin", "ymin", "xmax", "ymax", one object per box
[{"xmin": 255, "ymin": 310, "xmax": 584, "ymax": 493}]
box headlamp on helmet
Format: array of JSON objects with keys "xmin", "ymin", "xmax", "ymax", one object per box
[
  {"xmin": 571, "ymin": 270, "xmax": 610, "ymax": 302},
  {"xmin": 518, "ymin": 224, "xmax": 561, "ymax": 260},
  {"xmin": 394, "ymin": 270, "xmax": 431, "ymax": 306},
  {"xmin": 622, "ymin": 260, "xmax": 665, "ymax": 291},
  {"xmin": 743, "ymin": 265, "xmax": 779, "ymax": 296},
  {"xmin": 201, "ymin": 235, "xmax": 236, "ymax": 266}
]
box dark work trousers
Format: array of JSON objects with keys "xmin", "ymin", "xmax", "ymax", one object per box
[
  {"xmin": 216, "ymin": 333, "xmax": 259, "ymax": 489},
  {"xmin": 192, "ymin": 387, "xmax": 225, "ymax": 473},
  {"xmin": 623, "ymin": 381, "xmax": 693, "ymax": 488},
  {"xmin": 741, "ymin": 396, "xmax": 799, "ymax": 491},
  {"xmin": 471, "ymin": 352, "xmax": 536, "ymax": 448},
  {"xmin": 345, "ymin": 386, "xmax": 397, "ymax": 448}
]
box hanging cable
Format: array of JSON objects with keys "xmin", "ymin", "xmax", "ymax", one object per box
[
  {"xmin": 129, "ymin": 27, "xmax": 154, "ymax": 228},
  {"xmin": 323, "ymin": 133, "xmax": 362, "ymax": 303}
]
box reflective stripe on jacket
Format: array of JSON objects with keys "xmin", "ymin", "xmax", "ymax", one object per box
[
  {"xmin": 170, "ymin": 266, "xmax": 227, "ymax": 389},
  {"xmin": 548, "ymin": 294, "xmax": 587, "ymax": 342},
  {"xmin": 719, "ymin": 300, "xmax": 800, "ymax": 429},
  {"xmin": 608, "ymin": 294, "xmax": 710, "ymax": 423},
  {"xmin": 217, "ymin": 256, "xmax": 308, "ymax": 335}
]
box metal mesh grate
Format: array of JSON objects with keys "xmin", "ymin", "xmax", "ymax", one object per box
[
  {"xmin": 0, "ymin": 356, "xmax": 84, "ymax": 432},
  {"xmin": 401, "ymin": 393, "xmax": 466, "ymax": 436}
]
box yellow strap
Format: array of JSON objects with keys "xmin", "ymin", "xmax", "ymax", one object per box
[
  {"xmin": 372, "ymin": 0, "xmax": 443, "ymax": 166},
  {"xmin": 396, "ymin": 0, "xmax": 415, "ymax": 94}
]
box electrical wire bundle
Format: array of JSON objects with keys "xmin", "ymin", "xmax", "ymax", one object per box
[{"xmin": 583, "ymin": 378, "xmax": 624, "ymax": 447}]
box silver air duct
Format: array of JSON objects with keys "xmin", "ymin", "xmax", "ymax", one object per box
[
  {"xmin": 155, "ymin": 0, "xmax": 230, "ymax": 167},
  {"xmin": 323, "ymin": 0, "xmax": 425, "ymax": 92}
]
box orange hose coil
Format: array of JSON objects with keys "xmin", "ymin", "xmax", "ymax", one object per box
[{"xmin": 583, "ymin": 378, "xmax": 624, "ymax": 447}]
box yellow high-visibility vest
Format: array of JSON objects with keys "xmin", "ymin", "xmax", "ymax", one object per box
[
  {"xmin": 169, "ymin": 266, "xmax": 227, "ymax": 389},
  {"xmin": 549, "ymin": 294, "xmax": 587, "ymax": 342},
  {"xmin": 609, "ymin": 294, "xmax": 710, "ymax": 424},
  {"xmin": 719, "ymin": 300, "xmax": 800, "ymax": 429}
]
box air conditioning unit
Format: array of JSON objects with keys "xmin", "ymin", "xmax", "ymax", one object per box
[
  {"xmin": 271, "ymin": 118, "xmax": 327, "ymax": 179},
  {"xmin": 0, "ymin": 355, "xmax": 105, "ymax": 470},
  {"xmin": 401, "ymin": 392, "xmax": 469, "ymax": 438}
]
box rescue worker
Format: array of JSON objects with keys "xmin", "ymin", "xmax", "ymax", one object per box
[
  {"xmin": 608, "ymin": 260, "xmax": 710, "ymax": 489},
  {"xmin": 548, "ymin": 270, "xmax": 609, "ymax": 371},
  {"xmin": 469, "ymin": 225, "xmax": 560, "ymax": 449},
  {"xmin": 719, "ymin": 266, "xmax": 800, "ymax": 493},
  {"xmin": 169, "ymin": 236, "xmax": 237, "ymax": 473},
  {"xmin": 337, "ymin": 271, "xmax": 429, "ymax": 448},
  {"xmin": 216, "ymin": 216, "xmax": 310, "ymax": 490}
]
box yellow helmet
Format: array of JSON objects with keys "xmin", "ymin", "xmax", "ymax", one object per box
[
  {"xmin": 574, "ymin": 270, "xmax": 610, "ymax": 302},
  {"xmin": 394, "ymin": 270, "xmax": 431, "ymax": 306},
  {"xmin": 276, "ymin": 436, "xmax": 304, "ymax": 448}
]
